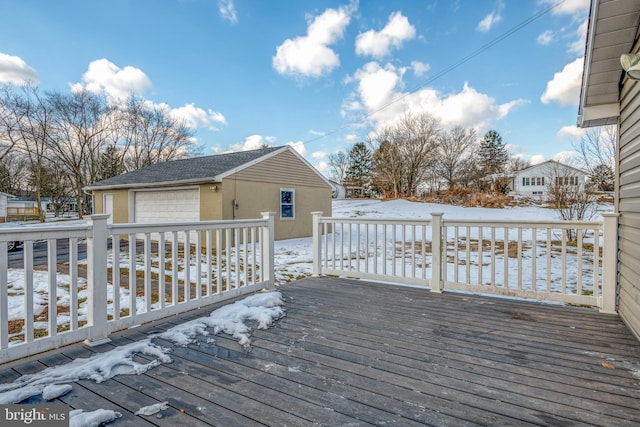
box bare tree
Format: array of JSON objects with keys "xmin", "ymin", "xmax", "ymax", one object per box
[
  {"xmin": 47, "ymin": 89, "xmax": 113, "ymax": 217},
  {"xmin": 573, "ymin": 125, "xmax": 616, "ymax": 175},
  {"xmin": 435, "ymin": 126, "xmax": 476, "ymax": 189},
  {"xmin": 327, "ymin": 150, "xmax": 349, "ymax": 185},
  {"xmin": 546, "ymin": 163, "xmax": 596, "ymax": 241},
  {"xmin": 116, "ymin": 97, "xmax": 195, "ymax": 171},
  {"xmin": 0, "ymin": 85, "xmax": 55, "ymax": 221}
]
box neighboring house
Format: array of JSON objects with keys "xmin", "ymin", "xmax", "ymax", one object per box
[
  {"xmin": 85, "ymin": 146, "xmax": 333, "ymax": 240},
  {"xmin": 0, "ymin": 192, "xmax": 10, "ymax": 223},
  {"xmin": 578, "ymin": 0, "xmax": 640, "ymax": 340},
  {"xmin": 41, "ymin": 196, "xmax": 90, "ymax": 215},
  {"xmin": 329, "ymin": 180, "xmax": 346, "ymax": 199},
  {"xmin": 505, "ymin": 160, "xmax": 587, "ymax": 198}
]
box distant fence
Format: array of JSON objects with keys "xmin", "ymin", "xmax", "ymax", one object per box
[
  {"xmin": 0, "ymin": 213, "xmax": 275, "ymax": 364},
  {"xmin": 7, "ymin": 207, "xmax": 39, "ymax": 219},
  {"xmin": 312, "ymin": 212, "xmax": 618, "ymax": 312}
]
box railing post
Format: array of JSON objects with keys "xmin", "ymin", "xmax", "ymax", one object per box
[
  {"xmin": 311, "ymin": 211, "xmax": 323, "ymax": 277},
  {"xmin": 84, "ymin": 214, "xmax": 111, "ymax": 346},
  {"xmin": 261, "ymin": 212, "xmax": 275, "ymax": 289},
  {"xmin": 431, "ymin": 212, "xmax": 444, "ymax": 293},
  {"xmin": 600, "ymin": 212, "xmax": 619, "ymax": 314}
]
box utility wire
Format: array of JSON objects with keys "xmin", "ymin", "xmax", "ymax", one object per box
[{"xmin": 301, "ymin": 0, "xmax": 567, "ymax": 148}]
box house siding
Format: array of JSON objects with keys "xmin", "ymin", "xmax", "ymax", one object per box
[
  {"xmin": 227, "ymin": 149, "xmax": 329, "ymax": 188},
  {"xmin": 618, "ymin": 36, "xmax": 640, "ymax": 340}
]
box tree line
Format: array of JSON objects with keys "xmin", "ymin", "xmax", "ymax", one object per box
[
  {"xmin": 0, "ymin": 84, "xmax": 199, "ymax": 219},
  {"xmin": 329, "ymin": 113, "xmax": 518, "ymax": 199}
]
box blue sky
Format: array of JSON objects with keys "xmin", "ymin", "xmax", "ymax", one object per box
[{"xmin": 0, "ymin": 0, "xmax": 590, "ymax": 174}]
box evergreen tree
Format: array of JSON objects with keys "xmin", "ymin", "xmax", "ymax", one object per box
[
  {"xmin": 96, "ymin": 145, "xmax": 126, "ymax": 182},
  {"xmin": 479, "ymin": 130, "xmax": 509, "ymax": 177},
  {"xmin": 590, "ymin": 163, "xmax": 614, "ymax": 191},
  {"xmin": 345, "ymin": 142, "xmax": 372, "ymax": 198}
]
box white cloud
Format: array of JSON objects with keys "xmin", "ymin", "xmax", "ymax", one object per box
[
  {"xmin": 537, "ymin": 30, "xmax": 554, "ymax": 45},
  {"xmin": 218, "ymin": 0, "xmax": 238, "ymax": 24},
  {"xmin": 540, "ymin": 58, "xmax": 583, "ymax": 106},
  {"xmin": 552, "ymin": 150, "xmax": 579, "ymax": 164},
  {"xmin": 411, "ymin": 61, "xmax": 430, "ymax": 77},
  {"xmin": 477, "ymin": 2, "xmax": 503, "ymax": 33},
  {"xmin": 71, "ymin": 58, "xmax": 151, "ymax": 100},
  {"xmin": 227, "ymin": 134, "xmax": 277, "ymax": 152},
  {"xmin": 569, "ymin": 19, "xmax": 588, "ymax": 55},
  {"xmin": 272, "ymin": 4, "xmax": 355, "ymax": 78},
  {"xmin": 346, "ymin": 61, "xmax": 525, "ymax": 134},
  {"xmin": 345, "ymin": 133, "xmax": 359, "ymax": 142},
  {"xmin": 287, "ymin": 141, "xmax": 307, "ymax": 156},
  {"xmin": 0, "ymin": 52, "xmax": 39, "ymax": 85},
  {"xmin": 309, "ymin": 130, "xmax": 326, "ymax": 136},
  {"xmin": 316, "ymin": 161, "xmax": 329, "ymax": 172},
  {"xmin": 530, "ymin": 154, "xmax": 545, "ymax": 165},
  {"xmin": 557, "ymin": 125, "xmax": 588, "ymax": 139},
  {"xmin": 312, "ymin": 151, "xmax": 327, "ymax": 159},
  {"xmin": 355, "ymin": 12, "xmax": 416, "ymax": 59},
  {"xmin": 170, "ymin": 103, "xmax": 227, "ymax": 130},
  {"xmin": 539, "ymin": 0, "xmax": 589, "ymax": 16}
]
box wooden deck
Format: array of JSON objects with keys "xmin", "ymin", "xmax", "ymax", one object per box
[{"xmin": 1, "ymin": 277, "xmax": 640, "ymax": 426}]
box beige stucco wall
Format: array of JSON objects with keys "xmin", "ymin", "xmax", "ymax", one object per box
[
  {"xmin": 92, "ymin": 189, "xmax": 129, "ymax": 223},
  {"xmin": 220, "ymin": 178, "xmax": 331, "ymax": 240}
]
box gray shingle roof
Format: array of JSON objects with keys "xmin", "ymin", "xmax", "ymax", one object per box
[{"xmin": 86, "ymin": 146, "xmax": 283, "ymax": 189}]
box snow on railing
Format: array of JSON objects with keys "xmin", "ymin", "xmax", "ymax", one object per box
[
  {"xmin": 0, "ymin": 213, "xmax": 275, "ymax": 364},
  {"xmin": 312, "ymin": 212, "xmax": 618, "ymax": 312}
]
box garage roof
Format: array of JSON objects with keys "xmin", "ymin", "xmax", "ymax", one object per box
[
  {"xmin": 86, "ymin": 146, "xmax": 286, "ymax": 190},
  {"xmin": 578, "ymin": 0, "xmax": 640, "ymax": 128}
]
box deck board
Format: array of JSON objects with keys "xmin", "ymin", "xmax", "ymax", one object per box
[{"xmin": 1, "ymin": 276, "xmax": 640, "ymax": 426}]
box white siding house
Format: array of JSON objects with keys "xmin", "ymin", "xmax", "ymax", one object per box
[
  {"xmin": 0, "ymin": 192, "xmax": 9, "ymax": 223},
  {"xmin": 506, "ymin": 160, "xmax": 587, "ymax": 198},
  {"xmin": 578, "ymin": 0, "xmax": 640, "ymax": 341}
]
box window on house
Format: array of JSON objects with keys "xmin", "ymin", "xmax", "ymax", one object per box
[
  {"xmin": 523, "ymin": 177, "xmax": 530, "ymax": 186},
  {"xmin": 280, "ymin": 188, "xmax": 294, "ymax": 219}
]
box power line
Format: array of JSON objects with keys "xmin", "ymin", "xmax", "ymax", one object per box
[{"xmin": 301, "ymin": 0, "xmax": 567, "ymax": 148}]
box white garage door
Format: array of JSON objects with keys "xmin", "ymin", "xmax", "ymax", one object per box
[{"xmin": 134, "ymin": 189, "xmax": 200, "ymax": 223}]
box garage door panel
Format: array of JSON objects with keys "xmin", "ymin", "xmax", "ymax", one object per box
[{"xmin": 134, "ymin": 189, "xmax": 199, "ymax": 223}]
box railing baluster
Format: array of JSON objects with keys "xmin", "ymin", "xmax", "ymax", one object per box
[
  {"xmin": 490, "ymin": 227, "xmax": 496, "ymax": 287},
  {"xmin": 48, "ymin": 239, "xmax": 57, "ymax": 338},
  {"xmin": 577, "ymin": 229, "xmax": 583, "ymax": 296},
  {"xmin": 172, "ymin": 232, "xmax": 179, "ymax": 304},
  {"xmin": 225, "ymin": 228, "xmax": 232, "ymax": 291},
  {"xmin": 196, "ymin": 230, "xmax": 202, "ymax": 298},
  {"xmin": 110, "ymin": 235, "xmax": 119, "ymax": 322},
  {"xmin": 478, "ymin": 226, "xmax": 483, "ymax": 286},
  {"xmin": 517, "ymin": 228, "xmax": 523, "ymax": 290},
  {"xmin": 531, "ymin": 228, "xmax": 537, "ymax": 291},
  {"xmin": 454, "ymin": 226, "xmax": 459, "ymax": 283},
  {"xmin": 465, "ymin": 226, "xmax": 471, "ymax": 285},
  {"xmin": 144, "ymin": 233, "xmax": 152, "ymax": 312},
  {"xmin": 546, "ymin": 228, "xmax": 552, "ymax": 292},
  {"xmin": 0, "ymin": 244, "xmax": 7, "ymax": 348},
  {"xmin": 503, "ymin": 227, "xmax": 509, "ymax": 288},
  {"xmin": 129, "ymin": 234, "xmax": 137, "ymax": 316},
  {"xmin": 216, "ymin": 229, "xmax": 222, "ymax": 294},
  {"xmin": 561, "ymin": 228, "xmax": 567, "ymax": 295},
  {"xmin": 158, "ymin": 232, "xmax": 166, "ymax": 309},
  {"xmin": 24, "ymin": 241, "xmax": 34, "ymax": 343}
]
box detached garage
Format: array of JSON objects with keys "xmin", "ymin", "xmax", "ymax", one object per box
[{"xmin": 85, "ymin": 146, "xmax": 332, "ymax": 240}]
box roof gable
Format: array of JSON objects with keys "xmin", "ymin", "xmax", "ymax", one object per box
[
  {"xmin": 515, "ymin": 160, "xmax": 587, "ymax": 176},
  {"xmin": 85, "ymin": 146, "xmax": 285, "ymax": 190}
]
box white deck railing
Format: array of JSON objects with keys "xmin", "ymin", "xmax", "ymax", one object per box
[
  {"xmin": 0, "ymin": 213, "xmax": 275, "ymax": 364},
  {"xmin": 312, "ymin": 211, "xmax": 618, "ymax": 313}
]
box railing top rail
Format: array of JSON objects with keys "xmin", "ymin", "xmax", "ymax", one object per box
[
  {"xmin": 0, "ymin": 224, "xmax": 91, "ymax": 242},
  {"xmin": 319, "ymin": 217, "xmax": 433, "ymax": 225},
  {"xmin": 442, "ymin": 219, "xmax": 603, "ymax": 228},
  {"xmin": 109, "ymin": 218, "xmax": 268, "ymax": 235}
]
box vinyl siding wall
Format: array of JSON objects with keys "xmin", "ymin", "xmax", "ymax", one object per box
[{"xmin": 618, "ymin": 36, "xmax": 640, "ymax": 341}]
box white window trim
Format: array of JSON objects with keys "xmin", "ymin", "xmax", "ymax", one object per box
[{"xmin": 280, "ymin": 188, "xmax": 295, "ymax": 220}]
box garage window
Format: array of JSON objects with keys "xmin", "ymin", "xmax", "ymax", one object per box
[{"xmin": 280, "ymin": 188, "xmax": 294, "ymax": 219}]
